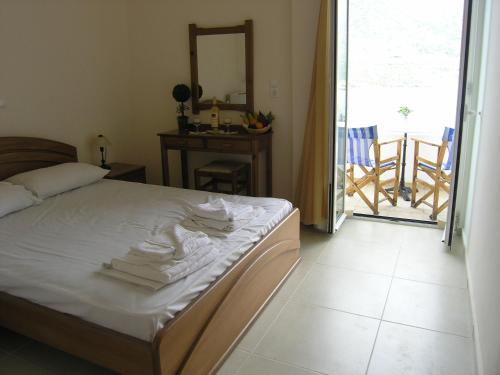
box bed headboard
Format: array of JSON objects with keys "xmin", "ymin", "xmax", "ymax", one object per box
[{"xmin": 0, "ymin": 137, "xmax": 78, "ymax": 180}]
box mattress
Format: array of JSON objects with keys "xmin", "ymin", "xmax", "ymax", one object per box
[{"xmin": 0, "ymin": 180, "xmax": 293, "ymax": 341}]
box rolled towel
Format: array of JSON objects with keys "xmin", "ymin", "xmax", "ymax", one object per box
[
  {"xmin": 170, "ymin": 224, "xmax": 211, "ymax": 259},
  {"xmin": 189, "ymin": 198, "xmax": 254, "ymax": 221},
  {"xmin": 129, "ymin": 224, "xmax": 210, "ymax": 261}
]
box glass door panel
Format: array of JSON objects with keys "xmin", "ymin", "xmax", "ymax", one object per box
[{"xmin": 329, "ymin": 0, "xmax": 349, "ymax": 233}]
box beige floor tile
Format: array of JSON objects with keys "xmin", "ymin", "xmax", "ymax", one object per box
[
  {"xmin": 238, "ymin": 355, "xmax": 321, "ymax": 375},
  {"xmin": 255, "ymin": 302, "xmax": 378, "ymax": 375},
  {"xmin": 383, "ymin": 278, "xmax": 472, "ymax": 336},
  {"xmin": 274, "ymin": 260, "xmax": 314, "ymax": 300},
  {"xmin": 367, "ymin": 322, "xmax": 475, "ymax": 375},
  {"xmin": 300, "ymin": 228, "xmax": 332, "ymax": 262},
  {"xmin": 238, "ymin": 296, "xmax": 287, "ymax": 352},
  {"xmin": 401, "ymin": 225, "xmax": 445, "ymax": 247},
  {"xmin": 291, "ymin": 264, "xmax": 392, "ymax": 318},
  {"xmin": 318, "ymin": 238, "xmax": 400, "ymax": 276},
  {"xmin": 333, "ymin": 219, "xmax": 407, "ymax": 246},
  {"xmin": 395, "ymin": 239, "xmax": 467, "ymax": 288},
  {"xmin": 216, "ymin": 349, "xmax": 249, "ymax": 375}
]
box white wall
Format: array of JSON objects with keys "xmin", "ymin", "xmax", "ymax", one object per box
[
  {"xmin": 463, "ymin": 1, "xmax": 500, "ymax": 374},
  {"xmin": 127, "ymin": 0, "xmax": 296, "ymax": 199},
  {"xmin": 0, "ymin": 0, "xmax": 133, "ymax": 164},
  {"xmin": 0, "ymin": 0, "xmax": 319, "ymax": 200}
]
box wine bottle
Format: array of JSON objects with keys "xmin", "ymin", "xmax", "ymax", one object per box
[{"xmin": 210, "ymin": 97, "xmax": 220, "ymax": 130}]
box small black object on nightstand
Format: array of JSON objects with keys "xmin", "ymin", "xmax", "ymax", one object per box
[{"xmin": 104, "ymin": 163, "xmax": 146, "ymax": 183}]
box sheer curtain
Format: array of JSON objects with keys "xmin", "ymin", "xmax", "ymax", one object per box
[{"xmin": 295, "ymin": 0, "xmax": 332, "ymax": 226}]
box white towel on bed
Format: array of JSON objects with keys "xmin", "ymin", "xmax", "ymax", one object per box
[
  {"xmin": 185, "ymin": 198, "xmax": 265, "ymax": 235},
  {"xmin": 128, "ymin": 241, "xmax": 175, "ymax": 262},
  {"xmin": 189, "ymin": 198, "xmax": 254, "ymax": 221},
  {"xmin": 129, "ymin": 224, "xmax": 210, "ymax": 261},
  {"xmin": 108, "ymin": 245, "xmax": 218, "ymax": 285},
  {"xmin": 99, "ymin": 267, "xmax": 166, "ymax": 290}
]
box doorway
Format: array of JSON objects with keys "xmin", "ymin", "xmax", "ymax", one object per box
[{"xmin": 331, "ymin": 0, "xmax": 473, "ymax": 234}]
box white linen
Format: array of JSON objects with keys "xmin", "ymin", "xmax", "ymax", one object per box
[
  {"xmin": 0, "ymin": 182, "xmax": 40, "ymax": 218},
  {"xmin": 106, "ymin": 245, "xmax": 219, "ymax": 287},
  {"xmin": 189, "ymin": 198, "xmax": 254, "ymax": 221},
  {"xmin": 0, "ymin": 180, "xmax": 292, "ymax": 341},
  {"xmin": 128, "ymin": 224, "xmax": 210, "ymax": 261},
  {"xmin": 184, "ymin": 207, "xmax": 265, "ymax": 234},
  {"xmin": 7, "ymin": 162, "xmax": 109, "ymax": 199}
]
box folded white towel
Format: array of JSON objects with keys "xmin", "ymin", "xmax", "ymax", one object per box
[
  {"xmin": 189, "ymin": 198, "xmax": 254, "ymax": 221},
  {"xmin": 129, "ymin": 241, "xmax": 175, "ymax": 262},
  {"xmin": 183, "ymin": 206, "xmax": 265, "ymax": 235},
  {"xmin": 108, "ymin": 245, "xmax": 218, "ymax": 285},
  {"xmin": 99, "ymin": 266, "xmax": 165, "ymax": 290}
]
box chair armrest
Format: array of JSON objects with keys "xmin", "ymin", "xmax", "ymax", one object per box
[
  {"xmin": 379, "ymin": 138, "xmax": 404, "ymax": 146},
  {"xmin": 412, "ymin": 138, "xmax": 441, "ymax": 148}
]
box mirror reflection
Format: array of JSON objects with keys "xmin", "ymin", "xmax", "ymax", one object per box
[{"xmin": 197, "ymin": 33, "xmax": 246, "ymax": 105}]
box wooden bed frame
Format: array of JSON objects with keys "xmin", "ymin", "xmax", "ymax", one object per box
[{"xmin": 0, "ymin": 137, "xmax": 301, "ymax": 375}]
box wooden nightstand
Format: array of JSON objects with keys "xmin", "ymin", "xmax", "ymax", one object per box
[{"xmin": 105, "ymin": 163, "xmax": 146, "ymax": 183}]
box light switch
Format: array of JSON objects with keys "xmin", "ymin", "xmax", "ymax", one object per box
[
  {"xmin": 0, "ymin": 100, "xmax": 5, "ymax": 108},
  {"xmin": 269, "ymin": 80, "xmax": 279, "ymax": 98}
]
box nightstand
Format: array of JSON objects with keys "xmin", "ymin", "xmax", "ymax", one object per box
[{"xmin": 105, "ymin": 163, "xmax": 146, "ymax": 183}]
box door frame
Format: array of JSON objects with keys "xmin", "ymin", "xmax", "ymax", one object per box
[
  {"xmin": 328, "ymin": 0, "xmax": 349, "ymax": 234},
  {"xmin": 445, "ymin": 0, "xmax": 474, "ymax": 246}
]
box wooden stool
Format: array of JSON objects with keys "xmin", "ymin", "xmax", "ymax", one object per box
[{"xmin": 194, "ymin": 160, "xmax": 250, "ymax": 195}]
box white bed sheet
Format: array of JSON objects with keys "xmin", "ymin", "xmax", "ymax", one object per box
[{"xmin": 0, "ymin": 180, "xmax": 292, "ymax": 342}]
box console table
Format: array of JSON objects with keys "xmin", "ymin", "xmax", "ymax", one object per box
[{"xmin": 158, "ymin": 129, "xmax": 272, "ymax": 196}]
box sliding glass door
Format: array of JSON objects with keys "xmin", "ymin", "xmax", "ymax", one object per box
[
  {"xmin": 328, "ymin": 0, "xmax": 349, "ymax": 233},
  {"xmin": 445, "ymin": 0, "xmax": 474, "ymax": 245}
]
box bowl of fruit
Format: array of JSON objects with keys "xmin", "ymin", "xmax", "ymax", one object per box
[{"xmin": 241, "ymin": 111, "xmax": 275, "ymax": 134}]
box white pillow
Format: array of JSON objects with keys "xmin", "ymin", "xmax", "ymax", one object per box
[
  {"xmin": 7, "ymin": 162, "xmax": 109, "ymax": 199},
  {"xmin": 0, "ymin": 182, "xmax": 41, "ymax": 218}
]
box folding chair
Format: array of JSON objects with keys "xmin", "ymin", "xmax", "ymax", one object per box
[
  {"xmin": 346, "ymin": 125, "xmax": 403, "ymax": 215},
  {"xmin": 411, "ymin": 127, "xmax": 455, "ymax": 220}
]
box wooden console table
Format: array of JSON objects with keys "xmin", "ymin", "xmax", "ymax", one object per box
[{"xmin": 158, "ymin": 129, "xmax": 272, "ymax": 196}]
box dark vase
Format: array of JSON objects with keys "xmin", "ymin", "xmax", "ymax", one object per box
[{"xmin": 177, "ymin": 115, "xmax": 189, "ymax": 134}]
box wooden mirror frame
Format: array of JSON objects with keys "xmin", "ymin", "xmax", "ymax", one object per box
[{"xmin": 189, "ymin": 20, "xmax": 254, "ymax": 114}]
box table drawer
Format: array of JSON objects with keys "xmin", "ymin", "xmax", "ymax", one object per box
[
  {"xmin": 164, "ymin": 137, "xmax": 203, "ymax": 149},
  {"xmin": 206, "ymin": 139, "xmax": 251, "ymax": 153}
]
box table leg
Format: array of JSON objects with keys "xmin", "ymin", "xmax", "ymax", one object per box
[
  {"xmin": 399, "ymin": 132, "xmax": 412, "ymax": 201},
  {"xmin": 386, "ymin": 132, "xmax": 412, "ymax": 201},
  {"xmin": 266, "ymin": 141, "xmax": 273, "ymax": 196},
  {"xmin": 181, "ymin": 150, "xmax": 189, "ymax": 189},
  {"xmin": 160, "ymin": 141, "xmax": 170, "ymax": 186},
  {"xmin": 251, "ymin": 153, "xmax": 259, "ymax": 197}
]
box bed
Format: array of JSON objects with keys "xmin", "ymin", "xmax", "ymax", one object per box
[{"xmin": 0, "ymin": 137, "xmax": 300, "ymax": 375}]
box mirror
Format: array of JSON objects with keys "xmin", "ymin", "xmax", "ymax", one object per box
[
  {"xmin": 197, "ymin": 34, "xmax": 246, "ymax": 105},
  {"xmin": 189, "ymin": 20, "xmax": 254, "ymax": 114}
]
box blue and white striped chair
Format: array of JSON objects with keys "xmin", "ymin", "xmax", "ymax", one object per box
[
  {"xmin": 346, "ymin": 125, "xmax": 403, "ymax": 215},
  {"xmin": 411, "ymin": 127, "xmax": 455, "ymax": 220}
]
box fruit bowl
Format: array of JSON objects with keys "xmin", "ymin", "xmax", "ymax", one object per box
[{"xmin": 242, "ymin": 124, "xmax": 272, "ymax": 134}]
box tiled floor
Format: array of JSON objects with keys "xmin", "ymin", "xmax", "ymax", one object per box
[
  {"xmin": 0, "ymin": 219, "xmax": 476, "ymax": 375},
  {"xmin": 218, "ymin": 219, "xmax": 475, "ymax": 375}
]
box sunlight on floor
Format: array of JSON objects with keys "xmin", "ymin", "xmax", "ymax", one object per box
[{"xmin": 345, "ymin": 183, "xmax": 449, "ymax": 222}]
